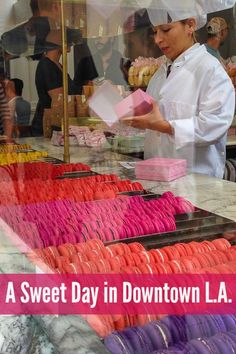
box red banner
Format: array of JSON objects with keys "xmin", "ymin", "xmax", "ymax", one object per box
[{"xmin": 0, "ymin": 274, "xmax": 235, "ymax": 315}]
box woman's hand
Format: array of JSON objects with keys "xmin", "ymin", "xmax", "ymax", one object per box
[{"xmin": 121, "ymin": 101, "xmax": 174, "ymax": 135}]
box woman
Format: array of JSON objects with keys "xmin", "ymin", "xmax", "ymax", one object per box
[
  {"xmin": 0, "ymin": 81, "xmax": 12, "ymax": 140},
  {"xmin": 31, "ymin": 31, "xmax": 74, "ymax": 136},
  {"xmin": 123, "ymin": 18, "xmax": 235, "ymax": 178}
]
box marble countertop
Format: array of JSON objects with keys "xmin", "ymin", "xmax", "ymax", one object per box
[
  {"xmin": 0, "ymin": 138, "xmax": 233, "ymax": 354},
  {"xmin": 0, "ymin": 138, "xmax": 112, "ymax": 354},
  {"xmin": 19, "ymin": 137, "xmax": 236, "ymax": 223}
]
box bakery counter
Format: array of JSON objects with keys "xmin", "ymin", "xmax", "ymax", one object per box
[
  {"xmin": 226, "ymin": 135, "xmax": 236, "ymax": 158},
  {"xmin": 19, "ymin": 137, "xmax": 236, "ymax": 223},
  {"xmin": 0, "ymin": 138, "xmax": 233, "ymax": 354},
  {"xmin": 136, "ymin": 174, "xmax": 236, "ymax": 223},
  {"xmin": 19, "ymin": 137, "xmax": 139, "ymax": 177}
]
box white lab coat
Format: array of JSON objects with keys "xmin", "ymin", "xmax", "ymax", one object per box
[{"xmin": 146, "ymin": 44, "xmax": 235, "ymax": 178}]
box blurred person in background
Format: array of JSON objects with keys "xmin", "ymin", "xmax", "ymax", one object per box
[
  {"xmin": 123, "ymin": 9, "xmax": 161, "ymax": 62},
  {"xmin": 74, "ymin": 36, "xmax": 128, "ymax": 94},
  {"xmin": 31, "ymin": 30, "xmax": 74, "ymax": 136},
  {"xmin": 0, "ymin": 81, "xmax": 13, "ymax": 140},
  {"xmin": 5, "ymin": 78, "xmax": 31, "ymax": 126},
  {"xmin": 204, "ymin": 17, "xmax": 229, "ymax": 65},
  {"xmin": 1, "ymin": 0, "xmax": 61, "ymax": 59}
]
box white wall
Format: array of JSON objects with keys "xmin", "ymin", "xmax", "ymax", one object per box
[
  {"xmin": 0, "ymin": 0, "xmax": 17, "ymax": 34},
  {"xmin": 2, "ymin": 0, "xmax": 75, "ymax": 113},
  {"xmin": 13, "ymin": 0, "xmax": 32, "ymax": 24},
  {"xmin": 9, "ymin": 49, "xmax": 75, "ymax": 112},
  {"xmin": 1, "ymin": 0, "xmax": 37, "ymax": 112},
  {"xmin": 10, "ymin": 57, "xmax": 38, "ymax": 109}
]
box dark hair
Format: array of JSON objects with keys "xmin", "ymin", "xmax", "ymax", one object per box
[
  {"xmin": 30, "ymin": 0, "xmax": 39, "ymax": 15},
  {"xmin": 124, "ymin": 8, "xmax": 152, "ymax": 33},
  {"xmin": 11, "ymin": 78, "xmax": 24, "ymax": 96},
  {"xmin": 135, "ymin": 9, "xmax": 152, "ymax": 30},
  {"xmin": 30, "ymin": 0, "xmax": 55, "ymax": 14}
]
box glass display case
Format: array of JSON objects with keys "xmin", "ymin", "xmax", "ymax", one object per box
[{"xmin": 0, "ymin": 1, "xmax": 236, "ymax": 353}]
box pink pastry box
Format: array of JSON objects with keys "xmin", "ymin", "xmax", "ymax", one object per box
[
  {"xmin": 135, "ymin": 157, "xmax": 187, "ymax": 181},
  {"xmin": 114, "ymin": 89, "xmax": 153, "ymax": 119}
]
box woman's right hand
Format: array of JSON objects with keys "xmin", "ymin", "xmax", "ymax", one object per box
[{"xmin": 121, "ymin": 101, "xmax": 174, "ymax": 135}]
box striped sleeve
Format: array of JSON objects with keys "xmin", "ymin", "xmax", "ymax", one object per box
[{"xmin": 0, "ymin": 82, "xmax": 11, "ymax": 135}]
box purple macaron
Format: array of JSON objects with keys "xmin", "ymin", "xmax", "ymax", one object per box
[
  {"xmin": 104, "ymin": 331, "xmax": 134, "ymax": 354},
  {"xmin": 144, "ymin": 320, "xmax": 172, "ymax": 350}
]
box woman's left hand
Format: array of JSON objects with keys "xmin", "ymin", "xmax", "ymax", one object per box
[{"xmin": 121, "ymin": 101, "xmax": 173, "ymax": 135}]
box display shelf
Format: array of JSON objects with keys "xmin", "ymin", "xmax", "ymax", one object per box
[
  {"xmin": 117, "ymin": 190, "xmax": 159, "ymax": 197},
  {"xmin": 106, "ymin": 194, "xmax": 236, "ymax": 250},
  {"xmin": 38, "ymin": 156, "xmax": 64, "ymax": 164},
  {"xmin": 55, "ymin": 170, "xmax": 98, "ymax": 179}
]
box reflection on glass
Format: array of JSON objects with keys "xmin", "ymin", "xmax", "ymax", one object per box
[{"xmin": 2, "ymin": 0, "xmax": 234, "ymax": 58}]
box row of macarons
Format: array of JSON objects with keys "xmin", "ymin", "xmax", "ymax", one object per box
[
  {"xmin": 29, "ymin": 237, "xmax": 233, "ymax": 275},
  {"xmin": 1, "ymin": 193, "xmax": 192, "ymax": 248},
  {"xmin": 28, "ymin": 238, "xmax": 236, "ymax": 338},
  {"xmin": 0, "ymin": 161, "xmax": 91, "ymax": 181},
  {"xmin": 0, "ymin": 144, "xmax": 32, "ymax": 152},
  {"xmin": 0, "ymin": 175, "xmax": 143, "ymax": 205},
  {"xmin": 152, "ymin": 330, "xmax": 236, "ymax": 354},
  {"xmin": 104, "ymin": 314, "xmax": 236, "ymax": 354},
  {"xmin": 0, "ymin": 150, "xmax": 48, "ymax": 165}
]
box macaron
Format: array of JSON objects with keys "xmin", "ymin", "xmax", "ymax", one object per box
[
  {"xmin": 131, "ymin": 253, "xmax": 142, "ymax": 267},
  {"xmin": 44, "ymin": 246, "xmax": 60, "ymax": 259},
  {"xmin": 161, "ymin": 247, "xmax": 178, "ymax": 261},
  {"xmin": 155, "ymin": 263, "xmax": 172, "ymax": 274},
  {"xmin": 85, "ymin": 249, "xmax": 102, "ymax": 261},
  {"xmin": 221, "ymin": 314, "xmax": 236, "ymax": 331},
  {"xmin": 184, "ymin": 315, "xmax": 204, "ymax": 341},
  {"xmin": 180, "ymin": 258, "xmax": 195, "ymax": 273},
  {"xmin": 212, "ymin": 238, "xmax": 231, "ymax": 251},
  {"xmin": 127, "ymin": 327, "xmax": 153, "ymax": 354},
  {"xmin": 136, "ymin": 251, "xmax": 154, "ymax": 265},
  {"xmin": 64, "ymin": 262, "xmax": 82, "ymax": 274},
  {"xmin": 105, "ymin": 332, "xmax": 134, "ymax": 354},
  {"xmin": 74, "ymin": 242, "xmax": 88, "ymax": 254},
  {"xmin": 186, "ymin": 338, "xmax": 219, "ymax": 354},
  {"xmin": 173, "ymin": 243, "xmax": 189, "ymax": 257},
  {"xmin": 211, "ymin": 334, "xmax": 236, "ymax": 353},
  {"xmin": 138, "ymin": 263, "xmax": 156, "ymax": 274},
  {"xmin": 64, "ymin": 243, "xmax": 77, "ymax": 256},
  {"xmin": 108, "ymin": 257, "xmax": 121, "ymax": 273},
  {"xmin": 94, "ymin": 258, "xmax": 111, "ymax": 273},
  {"xmin": 54, "ymin": 255, "xmax": 70, "ymax": 269},
  {"xmin": 120, "ymin": 243, "xmax": 132, "ymax": 255},
  {"xmin": 106, "ymin": 245, "xmax": 118, "ymax": 257},
  {"xmin": 120, "ymin": 266, "xmax": 133, "ymax": 274},
  {"xmin": 144, "ymin": 320, "xmax": 171, "ymax": 350},
  {"xmin": 80, "ymin": 261, "xmax": 97, "ymax": 274},
  {"xmin": 120, "ymin": 328, "xmax": 143, "ymax": 354},
  {"xmin": 128, "ymin": 242, "xmax": 145, "ymax": 253},
  {"xmin": 86, "ymin": 238, "xmax": 105, "ymax": 252},
  {"xmin": 71, "ymin": 253, "xmax": 87, "ymax": 264},
  {"xmin": 212, "ymin": 314, "xmax": 227, "ymax": 333},
  {"xmin": 112, "ymin": 316, "xmax": 127, "ymax": 332},
  {"xmin": 123, "ymin": 253, "xmax": 136, "ymax": 267},
  {"xmin": 150, "ymin": 249, "xmax": 168, "ymax": 263},
  {"xmin": 168, "ymin": 260, "xmax": 183, "ymax": 273}
]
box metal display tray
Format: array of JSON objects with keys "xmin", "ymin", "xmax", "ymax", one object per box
[
  {"xmin": 55, "ymin": 170, "xmax": 99, "ymax": 179},
  {"xmin": 105, "ymin": 193, "xmax": 236, "ymax": 249},
  {"xmin": 39, "ymin": 156, "xmax": 64, "ymax": 164}
]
